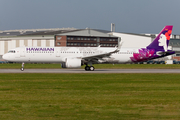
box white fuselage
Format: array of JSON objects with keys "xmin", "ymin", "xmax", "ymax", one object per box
[{"xmin": 3, "ymin": 47, "xmax": 139, "ymax": 63}]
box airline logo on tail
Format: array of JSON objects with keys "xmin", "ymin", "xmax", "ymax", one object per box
[
  {"xmin": 130, "ymin": 25, "xmax": 174, "ymax": 62},
  {"xmin": 147, "ymin": 25, "xmax": 173, "ymax": 52},
  {"xmin": 158, "ymin": 27, "xmax": 172, "ymax": 52}
]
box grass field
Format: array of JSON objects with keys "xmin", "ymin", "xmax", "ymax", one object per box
[
  {"xmin": 1, "ymin": 63, "xmax": 180, "ymax": 69},
  {"xmin": 0, "ymin": 73, "xmax": 180, "ymax": 120}
]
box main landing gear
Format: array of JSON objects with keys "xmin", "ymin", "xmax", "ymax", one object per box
[
  {"xmin": 84, "ymin": 62, "xmax": 95, "ymax": 71},
  {"xmin": 21, "ymin": 62, "xmax": 24, "ymax": 71},
  {"xmin": 85, "ymin": 65, "xmax": 95, "ymax": 71}
]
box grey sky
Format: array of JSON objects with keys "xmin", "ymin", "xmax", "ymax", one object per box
[{"xmin": 0, "ymin": 0, "xmax": 180, "ymax": 34}]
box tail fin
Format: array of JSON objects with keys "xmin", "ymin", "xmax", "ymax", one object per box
[
  {"xmin": 130, "ymin": 26, "xmax": 174, "ymax": 62},
  {"xmin": 147, "ymin": 25, "xmax": 173, "ymax": 52}
]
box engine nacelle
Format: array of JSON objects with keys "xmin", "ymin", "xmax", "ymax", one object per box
[{"xmin": 61, "ymin": 58, "xmax": 81, "ymax": 68}]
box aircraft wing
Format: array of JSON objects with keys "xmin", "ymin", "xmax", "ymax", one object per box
[
  {"xmin": 82, "ymin": 49, "xmax": 119, "ymax": 62},
  {"xmin": 82, "ymin": 42, "xmax": 122, "ymax": 63}
]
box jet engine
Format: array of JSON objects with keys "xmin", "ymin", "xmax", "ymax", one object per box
[{"xmin": 61, "ymin": 58, "xmax": 81, "ymax": 68}]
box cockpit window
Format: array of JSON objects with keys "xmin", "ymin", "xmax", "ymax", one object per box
[{"xmin": 8, "ymin": 50, "xmax": 15, "ymax": 53}]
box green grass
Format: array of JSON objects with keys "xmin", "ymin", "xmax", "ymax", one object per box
[
  {"xmin": 0, "ymin": 73, "xmax": 180, "ymax": 119},
  {"xmin": 1, "ymin": 63, "xmax": 180, "ymax": 69}
]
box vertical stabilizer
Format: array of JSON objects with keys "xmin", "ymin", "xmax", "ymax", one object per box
[
  {"xmin": 147, "ymin": 26, "xmax": 173, "ymax": 52},
  {"xmin": 130, "ymin": 25, "xmax": 174, "ymax": 62}
]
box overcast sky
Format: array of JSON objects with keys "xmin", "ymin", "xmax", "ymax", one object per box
[{"xmin": 0, "ymin": 0, "xmax": 180, "ymax": 34}]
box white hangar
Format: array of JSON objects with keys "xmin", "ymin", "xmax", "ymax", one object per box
[{"xmin": 0, "ymin": 27, "xmax": 180, "ymax": 61}]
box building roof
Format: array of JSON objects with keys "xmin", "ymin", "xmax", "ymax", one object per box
[
  {"xmin": 0, "ymin": 27, "xmax": 114, "ymax": 37},
  {"xmin": 0, "ymin": 31, "xmax": 35, "ymax": 36},
  {"xmin": 112, "ymin": 32, "xmax": 152, "ymax": 37},
  {"xmin": 0, "ymin": 28, "xmax": 77, "ymax": 37},
  {"xmin": 55, "ymin": 29, "xmax": 117, "ymax": 37}
]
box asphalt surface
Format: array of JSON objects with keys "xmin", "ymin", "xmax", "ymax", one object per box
[{"xmin": 0, "ymin": 69, "xmax": 180, "ymax": 73}]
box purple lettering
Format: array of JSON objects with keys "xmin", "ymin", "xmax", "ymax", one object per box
[
  {"xmin": 35, "ymin": 48, "xmax": 39, "ymax": 51},
  {"xmin": 50, "ymin": 48, "xmax": 54, "ymax": 51},
  {"xmin": 26, "ymin": 47, "xmax": 54, "ymax": 51}
]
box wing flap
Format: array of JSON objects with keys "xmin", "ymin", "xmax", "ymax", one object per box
[
  {"xmin": 82, "ymin": 42, "xmax": 122, "ymax": 61},
  {"xmin": 82, "ymin": 47, "xmax": 120, "ymax": 63}
]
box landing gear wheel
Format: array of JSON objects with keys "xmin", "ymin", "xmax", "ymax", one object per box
[
  {"xmin": 90, "ymin": 66, "xmax": 95, "ymax": 71},
  {"xmin": 21, "ymin": 67, "xmax": 24, "ymax": 71},
  {"xmin": 21, "ymin": 62, "xmax": 25, "ymax": 71},
  {"xmin": 85, "ymin": 66, "xmax": 95, "ymax": 71},
  {"xmin": 85, "ymin": 66, "xmax": 90, "ymax": 71}
]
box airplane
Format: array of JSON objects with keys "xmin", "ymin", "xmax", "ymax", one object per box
[{"xmin": 2, "ymin": 25, "xmax": 175, "ymax": 71}]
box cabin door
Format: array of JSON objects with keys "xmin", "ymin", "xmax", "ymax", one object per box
[
  {"xmin": 20, "ymin": 48, "xmax": 25, "ymax": 57},
  {"xmin": 56, "ymin": 48, "xmax": 60, "ymax": 57},
  {"xmin": 15, "ymin": 48, "xmax": 20, "ymax": 58}
]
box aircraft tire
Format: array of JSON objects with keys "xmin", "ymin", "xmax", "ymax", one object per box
[
  {"xmin": 21, "ymin": 67, "xmax": 24, "ymax": 71},
  {"xmin": 90, "ymin": 66, "xmax": 95, "ymax": 71},
  {"xmin": 85, "ymin": 66, "xmax": 90, "ymax": 71}
]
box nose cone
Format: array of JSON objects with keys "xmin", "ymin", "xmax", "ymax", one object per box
[{"xmin": 2, "ymin": 54, "xmax": 8, "ymax": 61}]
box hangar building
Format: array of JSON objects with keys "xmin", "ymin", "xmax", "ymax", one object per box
[{"xmin": 1, "ymin": 27, "xmax": 180, "ymax": 61}]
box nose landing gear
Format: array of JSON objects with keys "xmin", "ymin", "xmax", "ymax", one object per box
[{"xmin": 21, "ymin": 62, "xmax": 24, "ymax": 71}]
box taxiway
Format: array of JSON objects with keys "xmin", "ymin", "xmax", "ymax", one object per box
[{"xmin": 0, "ymin": 69, "xmax": 180, "ymax": 73}]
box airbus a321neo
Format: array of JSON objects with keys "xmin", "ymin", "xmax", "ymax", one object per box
[{"xmin": 3, "ymin": 26, "xmax": 175, "ymax": 71}]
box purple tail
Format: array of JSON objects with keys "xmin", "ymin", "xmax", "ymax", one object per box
[
  {"xmin": 147, "ymin": 25, "xmax": 173, "ymax": 52},
  {"xmin": 130, "ymin": 26, "xmax": 174, "ymax": 62}
]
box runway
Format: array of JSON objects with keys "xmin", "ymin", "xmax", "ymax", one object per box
[{"xmin": 0, "ymin": 69, "xmax": 180, "ymax": 73}]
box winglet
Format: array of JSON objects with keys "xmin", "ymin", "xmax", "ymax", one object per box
[
  {"xmin": 116, "ymin": 41, "xmax": 123, "ymax": 51},
  {"xmin": 113, "ymin": 41, "xmax": 123, "ymax": 54}
]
